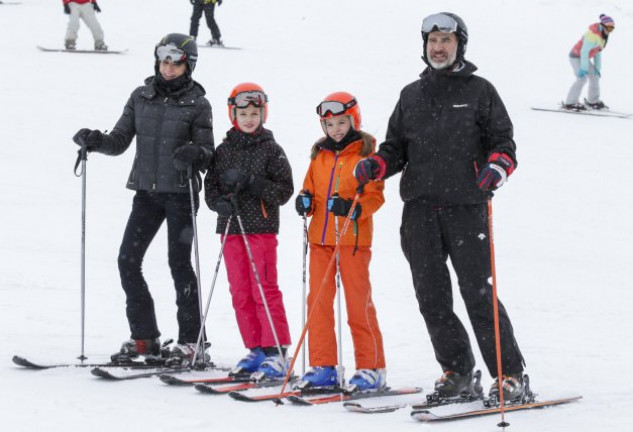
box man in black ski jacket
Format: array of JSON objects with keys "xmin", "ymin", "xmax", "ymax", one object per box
[{"xmin": 354, "ymin": 12, "xmax": 528, "ymax": 403}]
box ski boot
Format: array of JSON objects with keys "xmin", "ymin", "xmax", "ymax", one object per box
[
  {"xmin": 251, "ymin": 354, "xmax": 289, "ymax": 381},
  {"xmin": 65, "ymin": 39, "xmax": 76, "ymax": 50},
  {"xmin": 94, "ymin": 40, "xmax": 108, "ymax": 51},
  {"xmin": 293, "ymin": 366, "xmax": 339, "ymax": 390},
  {"xmin": 166, "ymin": 342, "xmax": 210, "ymax": 368},
  {"xmin": 230, "ymin": 347, "xmax": 266, "ymax": 377},
  {"xmin": 110, "ymin": 338, "xmax": 162, "ymax": 364},
  {"xmin": 487, "ymin": 373, "xmax": 534, "ymax": 405},
  {"xmin": 428, "ymin": 370, "xmax": 483, "ymax": 403},
  {"xmin": 209, "ymin": 37, "xmax": 224, "ymax": 47},
  {"xmin": 584, "ymin": 99, "xmax": 608, "ymax": 110},
  {"xmin": 347, "ymin": 369, "xmax": 387, "ymax": 392},
  {"xmin": 562, "ymin": 102, "xmax": 587, "ymax": 111}
]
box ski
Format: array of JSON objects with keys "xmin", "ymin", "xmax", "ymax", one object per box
[
  {"xmin": 194, "ymin": 379, "xmax": 284, "ymax": 395},
  {"xmin": 531, "ymin": 106, "xmax": 632, "ymax": 119},
  {"xmin": 198, "ymin": 44, "xmax": 241, "ymax": 50},
  {"xmin": 228, "ymin": 389, "xmax": 302, "ymax": 402},
  {"xmin": 410, "ymin": 395, "xmax": 582, "ymax": 422},
  {"xmin": 12, "ymin": 355, "xmax": 159, "ymax": 370},
  {"xmin": 343, "ymin": 394, "xmax": 482, "ymax": 414},
  {"xmin": 229, "ymin": 386, "xmax": 342, "ymax": 403},
  {"xmin": 159, "ymin": 373, "xmax": 251, "ymax": 386},
  {"xmin": 91, "ymin": 366, "xmax": 194, "ymax": 380},
  {"xmin": 37, "ymin": 46, "xmax": 128, "ymax": 55},
  {"xmin": 284, "ymin": 386, "xmax": 423, "ymax": 406},
  {"xmin": 0, "ymin": 1, "xmax": 22, "ymax": 4}
]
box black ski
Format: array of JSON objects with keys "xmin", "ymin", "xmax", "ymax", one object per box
[
  {"xmin": 410, "ymin": 395, "xmax": 582, "ymax": 422},
  {"xmin": 12, "ymin": 355, "xmax": 156, "ymax": 370},
  {"xmin": 91, "ymin": 366, "xmax": 193, "ymax": 380}
]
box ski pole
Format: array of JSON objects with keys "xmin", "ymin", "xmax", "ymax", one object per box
[
  {"xmin": 229, "ymin": 194, "xmax": 286, "ymax": 370},
  {"xmin": 487, "ymin": 198, "xmax": 509, "ymax": 428},
  {"xmin": 301, "ymin": 214, "xmax": 308, "ymax": 376},
  {"xmin": 187, "ymin": 166, "xmax": 206, "ymax": 367},
  {"xmin": 334, "ymin": 209, "xmax": 345, "ymax": 391},
  {"xmin": 73, "ymin": 143, "xmax": 89, "ymax": 362},
  {"xmin": 276, "ymin": 186, "xmax": 363, "ymax": 398},
  {"xmin": 192, "ymin": 216, "xmax": 232, "ymax": 369},
  {"xmin": 332, "ymin": 162, "xmax": 346, "ymax": 389}
]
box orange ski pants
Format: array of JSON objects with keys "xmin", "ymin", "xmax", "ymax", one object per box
[{"xmin": 307, "ymin": 244, "xmax": 385, "ymax": 369}]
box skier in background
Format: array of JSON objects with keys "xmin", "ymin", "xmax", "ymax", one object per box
[
  {"xmin": 189, "ymin": 0, "xmax": 223, "ymax": 47},
  {"xmin": 72, "ymin": 34, "xmax": 214, "ymax": 366},
  {"xmin": 62, "ymin": 0, "xmax": 107, "ymax": 51},
  {"xmin": 294, "ymin": 92, "xmax": 387, "ymax": 392},
  {"xmin": 204, "ymin": 83, "xmax": 294, "ymax": 380},
  {"xmin": 564, "ymin": 14, "xmax": 615, "ymax": 111},
  {"xmin": 354, "ymin": 12, "xmax": 528, "ymax": 403}
]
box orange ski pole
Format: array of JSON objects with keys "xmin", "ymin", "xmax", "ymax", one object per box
[
  {"xmin": 488, "ymin": 198, "xmax": 510, "ymax": 428},
  {"xmin": 276, "ymin": 188, "xmax": 363, "ymax": 399}
]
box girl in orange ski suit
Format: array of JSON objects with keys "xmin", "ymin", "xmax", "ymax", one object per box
[{"xmin": 299, "ymin": 99, "xmax": 386, "ymax": 377}]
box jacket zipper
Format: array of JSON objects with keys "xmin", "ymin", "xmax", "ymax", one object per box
[{"xmin": 320, "ymin": 154, "xmax": 339, "ymax": 245}]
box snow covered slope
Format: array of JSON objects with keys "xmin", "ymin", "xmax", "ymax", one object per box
[{"xmin": 1, "ymin": 0, "xmax": 632, "ymax": 431}]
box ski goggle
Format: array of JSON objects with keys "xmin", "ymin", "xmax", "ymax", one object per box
[
  {"xmin": 228, "ymin": 91, "xmax": 268, "ymax": 108},
  {"xmin": 316, "ymin": 99, "xmax": 357, "ymax": 117},
  {"xmin": 421, "ymin": 13, "xmax": 458, "ymax": 34},
  {"xmin": 156, "ymin": 44, "xmax": 187, "ymax": 64}
]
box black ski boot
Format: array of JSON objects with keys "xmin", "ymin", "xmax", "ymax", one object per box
[
  {"xmin": 563, "ymin": 102, "xmax": 587, "ymax": 111},
  {"xmin": 584, "ymin": 99, "xmax": 608, "ymax": 110},
  {"xmin": 430, "ymin": 370, "xmax": 483, "ymax": 401},
  {"xmin": 110, "ymin": 338, "xmax": 162, "ymax": 364}
]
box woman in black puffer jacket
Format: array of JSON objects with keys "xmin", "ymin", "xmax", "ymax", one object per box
[{"xmin": 72, "ymin": 34, "xmax": 214, "ymax": 364}]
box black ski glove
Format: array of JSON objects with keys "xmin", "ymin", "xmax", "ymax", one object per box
[
  {"xmin": 217, "ymin": 0, "xmax": 223, "ymax": 6},
  {"xmin": 246, "ymin": 175, "xmax": 270, "ymax": 198},
  {"xmin": 328, "ymin": 194, "xmax": 361, "ymax": 220},
  {"xmin": 93, "ymin": 2, "xmax": 101, "ymax": 13},
  {"xmin": 295, "ymin": 191, "xmax": 313, "ymax": 216},
  {"xmin": 173, "ymin": 145, "xmax": 206, "ymax": 171},
  {"xmin": 73, "ymin": 128, "xmax": 104, "ymax": 152},
  {"xmin": 213, "ymin": 196, "xmax": 234, "ymax": 217},
  {"xmin": 64, "ymin": 4, "xmax": 70, "ymax": 14},
  {"xmin": 220, "ymin": 169, "xmax": 249, "ymax": 193}
]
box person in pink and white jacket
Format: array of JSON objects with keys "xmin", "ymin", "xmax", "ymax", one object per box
[
  {"xmin": 564, "ymin": 14, "xmax": 615, "ymax": 110},
  {"xmin": 62, "ymin": 0, "xmax": 107, "ymax": 51}
]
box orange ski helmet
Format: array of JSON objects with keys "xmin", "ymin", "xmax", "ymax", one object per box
[
  {"xmin": 316, "ymin": 91, "xmax": 362, "ymax": 132},
  {"xmin": 227, "ymin": 82, "xmax": 269, "ymax": 128}
]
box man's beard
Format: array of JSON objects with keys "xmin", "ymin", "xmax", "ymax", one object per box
[{"xmin": 428, "ymin": 51, "xmax": 457, "ymax": 70}]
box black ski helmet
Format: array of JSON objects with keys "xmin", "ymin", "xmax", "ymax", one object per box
[
  {"xmin": 421, "ymin": 12, "xmax": 468, "ymax": 66},
  {"xmin": 154, "ymin": 33, "xmax": 198, "ymax": 74}
]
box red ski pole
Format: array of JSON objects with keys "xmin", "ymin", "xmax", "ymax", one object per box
[{"xmin": 276, "ymin": 188, "xmax": 363, "ymax": 399}]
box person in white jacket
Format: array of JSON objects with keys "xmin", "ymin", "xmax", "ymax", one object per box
[{"xmin": 62, "ymin": 0, "xmax": 107, "ymax": 51}]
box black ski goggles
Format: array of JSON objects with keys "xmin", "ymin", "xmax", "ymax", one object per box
[
  {"xmin": 156, "ymin": 44, "xmax": 187, "ymax": 64},
  {"xmin": 421, "ymin": 13, "xmax": 458, "ymax": 34},
  {"xmin": 228, "ymin": 91, "xmax": 268, "ymax": 108},
  {"xmin": 316, "ymin": 99, "xmax": 357, "ymax": 117}
]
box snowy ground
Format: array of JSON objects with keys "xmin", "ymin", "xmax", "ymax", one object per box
[{"xmin": 1, "ymin": 0, "xmax": 632, "ymax": 431}]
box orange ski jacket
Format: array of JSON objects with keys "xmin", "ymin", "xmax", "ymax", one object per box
[{"xmin": 302, "ymin": 135, "xmax": 384, "ymax": 247}]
